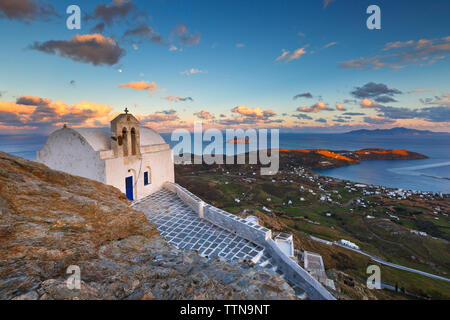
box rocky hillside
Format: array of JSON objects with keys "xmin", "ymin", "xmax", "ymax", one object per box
[{"xmin": 0, "ymin": 152, "xmax": 295, "ymax": 300}]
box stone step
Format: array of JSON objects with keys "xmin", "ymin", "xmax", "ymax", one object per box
[
  {"xmin": 258, "ymin": 259, "xmax": 271, "ymax": 268},
  {"xmin": 250, "ymin": 248, "xmax": 265, "ymax": 264}
]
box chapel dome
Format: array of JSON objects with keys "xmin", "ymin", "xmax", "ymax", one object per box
[
  {"xmin": 139, "ymin": 127, "xmax": 166, "ymax": 146},
  {"xmin": 67, "ymin": 126, "xmax": 166, "ymax": 152}
]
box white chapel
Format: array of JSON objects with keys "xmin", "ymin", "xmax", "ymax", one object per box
[{"xmin": 36, "ymin": 110, "xmax": 174, "ymax": 201}]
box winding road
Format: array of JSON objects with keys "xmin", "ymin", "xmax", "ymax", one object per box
[{"xmin": 311, "ymin": 236, "xmax": 450, "ymax": 283}]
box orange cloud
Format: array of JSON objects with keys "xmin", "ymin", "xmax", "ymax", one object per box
[
  {"xmin": 275, "ymin": 47, "xmax": 307, "ymax": 62},
  {"xmin": 180, "ymin": 68, "xmax": 206, "ymax": 76},
  {"xmin": 360, "ymin": 98, "xmax": 379, "ymax": 108},
  {"xmin": 335, "ymin": 104, "xmax": 347, "ymax": 111},
  {"xmin": 323, "ymin": 41, "xmax": 338, "ymax": 49},
  {"xmin": 194, "ymin": 110, "xmax": 215, "ymax": 120},
  {"xmin": 232, "ymin": 105, "xmax": 266, "ymax": 117},
  {"xmin": 0, "ymin": 95, "xmax": 113, "ymax": 132},
  {"xmin": 162, "ymin": 95, "xmax": 193, "ymax": 102},
  {"xmin": 118, "ymin": 81, "xmax": 158, "ymax": 94},
  {"xmin": 0, "ymin": 101, "xmax": 35, "ymax": 114},
  {"xmin": 297, "ymin": 102, "xmax": 333, "ymax": 113}
]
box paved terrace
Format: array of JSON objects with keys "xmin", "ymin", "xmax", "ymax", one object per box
[{"xmin": 133, "ymin": 189, "xmax": 268, "ymax": 264}]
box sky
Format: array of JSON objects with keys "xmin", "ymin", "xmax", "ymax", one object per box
[{"xmin": 0, "ymin": 0, "xmax": 449, "ymax": 134}]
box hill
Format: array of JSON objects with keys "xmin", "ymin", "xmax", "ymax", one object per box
[
  {"xmin": 344, "ymin": 127, "xmax": 446, "ymax": 136},
  {"xmin": 0, "ymin": 152, "xmax": 295, "ymax": 300}
]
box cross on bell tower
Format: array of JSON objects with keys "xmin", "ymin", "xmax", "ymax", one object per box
[{"xmin": 124, "ymin": 107, "xmax": 129, "ymax": 114}]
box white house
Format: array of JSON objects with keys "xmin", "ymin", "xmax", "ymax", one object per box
[
  {"xmin": 36, "ymin": 110, "xmax": 174, "ymax": 201},
  {"xmin": 337, "ymin": 239, "xmax": 360, "ymax": 250}
]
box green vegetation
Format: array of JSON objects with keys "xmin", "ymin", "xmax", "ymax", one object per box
[{"xmin": 175, "ymin": 163, "xmax": 450, "ymax": 300}]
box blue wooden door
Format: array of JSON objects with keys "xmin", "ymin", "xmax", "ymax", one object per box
[{"xmin": 125, "ymin": 176, "xmax": 133, "ymax": 201}]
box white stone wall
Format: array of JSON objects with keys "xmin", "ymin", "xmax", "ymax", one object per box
[
  {"xmin": 204, "ymin": 205, "xmax": 272, "ymax": 246},
  {"xmin": 164, "ymin": 181, "xmax": 204, "ymax": 216},
  {"xmin": 264, "ymin": 239, "xmax": 336, "ymax": 300},
  {"xmin": 36, "ymin": 128, "xmax": 106, "ymax": 183}
]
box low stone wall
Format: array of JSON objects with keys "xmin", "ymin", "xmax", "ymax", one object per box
[
  {"xmin": 163, "ymin": 182, "xmax": 271, "ymax": 246},
  {"xmin": 164, "ymin": 182, "xmax": 204, "ymax": 217},
  {"xmin": 264, "ymin": 239, "xmax": 335, "ymax": 300},
  {"xmin": 204, "ymin": 204, "xmax": 272, "ymax": 246}
]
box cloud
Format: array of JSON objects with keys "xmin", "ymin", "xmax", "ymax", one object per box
[
  {"xmin": 333, "ymin": 117, "xmax": 349, "ymax": 123},
  {"xmin": 315, "ymin": 118, "xmax": 327, "ymax": 123},
  {"xmin": 408, "ymin": 89, "xmax": 436, "ymax": 94},
  {"xmin": 236, "ymin": 43, "xmax": 245, "ymax": 48},
  {"xmin": 292, "ymin": 114, "xmax": 313, "ymax": 120},
  {"xmin": 118, "ymin": 80, "xmax": 157, "ymax": 95},
  {"xmin": 163, "ymin": 95, "xmax": 193, "ymax": 102},
  {"xmin": 275, "ymin": 47, "xmax": 307, "ymax": 63},
  {"xmin": 173, "ymin": 24, "xmax": 200, "ymax": 46},
  {"xmin": 376, "ymin": 105, "xmax": 450, "ymax": 122},
  {"xmin": 140, "ymin": 112, "xmax": 179, "ymax": 123},
  {"xmin": 29, "ymin": 33, "xmax": 126, "ymax": 66},
  {"xmin": 419, "ymin": 93, "xmax": 450, "ymax": 106},
  {"xmin": 297, "ymin": 102, "xmax": 333, "ymax": 113},
  {"xmin": 194, "ymin": 110, "xmax": 215, "ymax": 120},
  {"xmin": 137, "ymin": 109, "xmax": 181, "ymax": 128},
  {"xmin": 323, "ymin": 41, "xmax": 338, "ymax": 49},
  {"xmin": 341, "ymin": 36, "xmax": 450, "ymax": 70},
  {"xmin": 359, "ymin": 98, "xmax": 379, "ymax": 108},
  {"xmin": 0, "ymin": 0, "xmax": 59, "ymax": 22},
  {"xmin": 90, "ymin": 0, "xmax": 136, "ymax": 25},
  {"xmin": 231, "ymin": 105, "xmax": 276, "ymax": 119},
  {"xmin": 375, "ymin": 95, "xmax": 399, "ymax": 103},
  {"xmin": 123, "ymin": 24, "xmax": 164, "ymax": 45},
  {"xmin": 0, "ymin": 95, "xmax": 113, "ymax": 132},
  {"xmin": 363, "ymin": 116, "xmax": 396, "ymax": 125},
  {"xmin": 90, "ymin": 22, "xmax": 105, "ymax": 34},
  {"xmin": 343, "ymin": 112, "xmax": 365, "ymax": 116},
  {"xmin": 180, "ymin": 68, "xmax": 206, "ymax": 76},
  {"xmin": 293, "ymin": 92, "xmax": 313, "ymax": 99},
  {"xmin": 335, "ymin": 104, "xmax": 346, "ymax": 111},
  {"xmin": 382, "ymin": 40, "xmax": 414, "ymax": 51},
  {"xmin": 416, "ymin": 106, "xmax": 450, "ymax": 122},
  {"xmin": 216, "ymin": 105, "xmax": 281, "ymax": 126},
  {"xmin": 155, "ymin": 109, "xmax": 177, "ymax": 115},
  {"xmin": 275, "ymin": 50, "xmax": 289, "ymax": 62},
  {"xmin": 351, "ymin": 82, "xmax": 402, "ymax": 103}
]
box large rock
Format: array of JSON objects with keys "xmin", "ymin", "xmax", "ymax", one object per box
[{"xmin": 0, "ymin": 152, "xmax": 295, "ymax": 300}]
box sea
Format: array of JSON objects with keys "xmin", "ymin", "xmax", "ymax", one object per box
[{"xmin": 1, "ymin": 132, "xmax": 449, "ymax": 194}]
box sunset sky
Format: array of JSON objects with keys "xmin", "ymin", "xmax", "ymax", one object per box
[{"xmin": 0, "ymin": 0, "xmax": 449, "ymax": 134}]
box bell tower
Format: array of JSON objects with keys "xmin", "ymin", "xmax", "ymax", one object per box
[{"xmin": 110, "ymin": 108, "xmax": 141, "ymax": 158}]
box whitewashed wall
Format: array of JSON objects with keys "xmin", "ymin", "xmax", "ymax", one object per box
[
  {"xmin": 36, "ymin": 128, "xmax": 106, "ymax": 183},
  {"xmin": 105, "ymin": 147, "xmax": 174, "ymax": 200}
]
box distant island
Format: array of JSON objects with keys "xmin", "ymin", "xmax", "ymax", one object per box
[
  {"xmin": 277, "ymin": 148, "xmax": 427, "ymax": 170},
  {"xmin": 344, "ymin": 127, "xmax": 448, "ymax": 136},
  {"xmin": 228, "ymin": 137, "xmax": 251, "ymax": 144},
  {"xmin": 177, "ymin": 148, "xmax": 428, "ymax": 170}
]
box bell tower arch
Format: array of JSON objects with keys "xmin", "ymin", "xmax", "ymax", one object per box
[{"xmin": 110, "ymin": 108, "xmax": 141, "ymax": 158}]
